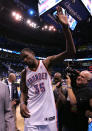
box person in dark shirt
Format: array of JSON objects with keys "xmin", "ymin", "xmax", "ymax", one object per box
[
  {"xmin": 53, "ymin": 72, "xmax": 66, "ymax": 104},
  {"xmin": 64, "ymin": 70, "xmax": 92, "ymax": 131},
  {"xmin": 53, "ymin": 72, "xmax": 67, "ymax": 131}
]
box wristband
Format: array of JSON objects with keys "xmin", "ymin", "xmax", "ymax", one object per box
[
  {"xmin": 20, "ymin": 102, "xmax": 25, "ymax": 105},
  {"xmin": 67, "ymin": 86, "xmax": 72, "ymax": 89}
]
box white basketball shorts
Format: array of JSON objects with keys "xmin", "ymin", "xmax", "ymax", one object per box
[{"xmin": 24, "ymin": 122, "xmax": 58, "ymax": 131}]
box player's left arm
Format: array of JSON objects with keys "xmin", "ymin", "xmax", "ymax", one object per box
[
  {"xmin": 43, "ymin": 6, "xmax": 76, "ymax": 69},
  {"xmin": 20, "ymin": 69, "xmax": 30, "ymax": 118}
]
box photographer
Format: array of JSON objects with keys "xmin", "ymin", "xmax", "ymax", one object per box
[
  {"xmin": 53, "ymin": 72, "xmax": 66, "ymax": 106},
  {"xmin": 53, "ymin": 72, "xmax": 67, "ymax": 131},
  {"xmin": 66, "ymin": 70, "xmax": 92, "ymax": 131}
]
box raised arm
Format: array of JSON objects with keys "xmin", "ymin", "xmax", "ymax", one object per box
[
  {"xmin": 57, "ymin": 6, "xmax": 76, "ymax": 56},
  {"xmin": 44, "ymin": 6, "xmax": 76, "ymax": 69}
]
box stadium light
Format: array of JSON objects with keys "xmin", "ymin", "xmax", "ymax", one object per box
[
  {"xmin": 26, "ymin": 19, "xmax": 31, "ymax": 24},
  {"xmin": 44, "ymin": 25, "xmax": 48, "ymax": 29},
  {"xmin": 11, "ymin": 11, "xmax": 22, "ymax": 21},
  {"xmin": 12, "ymin": 11, "xmax": 16, "ymax": 16},
  {"xmin": 42, "ymin": 25, "xmax": 56, "ymax": 32},
  {"xmin": 15, "ymin": 14, "xmax": 21, "ymax": 21},
  {"xmin": 28, "ymin": 9, "xmax": 34, "ymax": 16}
]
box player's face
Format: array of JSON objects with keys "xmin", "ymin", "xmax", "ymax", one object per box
[
  {"xmin": 21, "ymin": 51, "xmax": 36, "ymax": 66},
  {"xmin": 76, "ymin": 72, "xmax": 88, "ymax": 87}
]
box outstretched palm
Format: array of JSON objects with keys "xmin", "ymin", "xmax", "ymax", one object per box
[{"xmin": 56, "ymin": 6, "xmax": 68, "ymax": 26}]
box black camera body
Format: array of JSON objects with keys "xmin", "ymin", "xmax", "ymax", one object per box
[
  {"xmin": 64, "ymin": 67, "xmax": 80, "ymax": 88},
  {"xmin": 65, "ymin": 67, "xmax": 79, "ymax": 77}
]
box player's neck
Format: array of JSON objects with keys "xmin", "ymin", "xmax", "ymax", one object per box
[{"xmin": 29, "ymin": 59, "xmax": 39, "ymax": 71}]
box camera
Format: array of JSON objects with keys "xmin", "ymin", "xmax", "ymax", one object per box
[
  {"xmin": 63, "ymin": 67, "xmax": 80, "ymax": 88},
  {"xmin": 63, "ymin": 67, "xmax": 79, "ymax": 78},
  {"xmin": 65, "ymin": 67, "xmax": 79, "ymax": 77}
]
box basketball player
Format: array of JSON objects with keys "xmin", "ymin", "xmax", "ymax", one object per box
[{"xmin": 20, "ymin": 6, "xmax": 76, "ymax": 131}]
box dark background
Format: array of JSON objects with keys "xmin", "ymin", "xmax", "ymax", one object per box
[{"xmin": 0, "ymin": 0, "xmax": 92, "ymax": 57}]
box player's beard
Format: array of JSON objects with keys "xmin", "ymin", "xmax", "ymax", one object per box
[{"xmin": 27, "ymin": 59, "xmax": 36, "ymax": 69}]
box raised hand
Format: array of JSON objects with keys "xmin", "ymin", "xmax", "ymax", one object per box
[{"xmin": 56, "ymin": 6, "xmax": 68, "ymax": 26}]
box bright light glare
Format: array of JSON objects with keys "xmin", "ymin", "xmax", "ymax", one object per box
[
  {"xmin": 12, "ymin": 11, "xmax": 22, "ymax": 21},
  {"xmin": 42, "ymin": 25, "xmax": 56, "ymax": 32},
  {"xmin": 28, "ymin": 9, "xmax": 34, "ymax": 16},
  {"xmin": 11, "ymin": 11, "xmax": 57, "ymax": 31},
  {"xmin": 15, "ymin": 14, "xmax": 22, "ymax": 21},
  {"xmin": 49, "ymin": 27, "xmax": 52, "ymax": 30},
  {"xmin": 12, "ymin": 12, "xmax": 16, "ymax": 16},
  {"xmin": 53, "ymin": 28, "xmax": 56, "ymax": 31},
  {"xmin": 16, "ymin": 14, "xmax": 20, "ymax": 20},
  {"xmin": 30, "ymin": 10, "xmax": 34, "ymax": 15},
  {"xmin": 26, "ymin": 19, "xmax": 31, "ymax": 24},
  {"xmin": 44, "ymin": 25, "xmax": 48, "ymax": 29},
  {"xmin": 42, "ymin": 28, "xmax": 44, "ymax": 30}
]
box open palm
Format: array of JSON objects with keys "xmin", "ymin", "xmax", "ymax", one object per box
[{"xmin": 56, "ymin": 6, "xmax": 68, "ymax": 26}]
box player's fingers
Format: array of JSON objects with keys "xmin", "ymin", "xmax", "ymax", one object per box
[
  {"xmin": 25, "ymin": 107, "xmax": 30, "ymax": 113},
  {"xmin": 24, "ymin": 107, "xmax": 30, "ymax": 116},
  {"xmin": 56, "ymin": 6, "xmax": 63, "ymax": 15},
  {"xmin": 20, "ymin": 107, "xmax": 30, "ymax": 118},
  {"xmin": 22, "ymin": 110, "xmax": 30, "ymax": 118},
  {"xmin": 25, "ymin": 110, "xmax": 30, "ymax": 116}
]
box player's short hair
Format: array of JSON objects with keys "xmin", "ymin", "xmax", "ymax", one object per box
[{"xmin": 21, "ymin": 48, "xmax": 35, "ymax": 55}]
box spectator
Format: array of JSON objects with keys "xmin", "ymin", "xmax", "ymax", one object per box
[
  {"xmin": 65, "ymin": 70, "xmax": 92, "ymax": 131},
  {"xmin": 0, "ymin": 81, "xmax": 15, "ymax": 131},
  {"xmin": 4, "ymin": 73, "xmax": 20, "ymax": 131},
  {"xmin": 53, "ymin": 72, "xmax": 66, "ymax": 131},
  {"xmin": 53, "ymin": 72, "xmax": 66, "ymax": 106}
]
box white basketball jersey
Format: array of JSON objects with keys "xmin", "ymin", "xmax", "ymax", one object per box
[{"xmin": 25, "ymin": 60, "xmax": 57, "ymax": 126}]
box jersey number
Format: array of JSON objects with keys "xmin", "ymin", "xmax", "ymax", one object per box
[{"xmin": 34, "ymin": 82, "xmax": 45, "ymax": 94}]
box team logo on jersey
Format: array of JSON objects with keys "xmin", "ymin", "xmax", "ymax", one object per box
[
  {"xmin": 27, "ymin": 72, "xmax": 47, "ymax": 87},
  {"xmin": 44, "ymin": 116, "xmax": 55, "ymax": 121}
]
